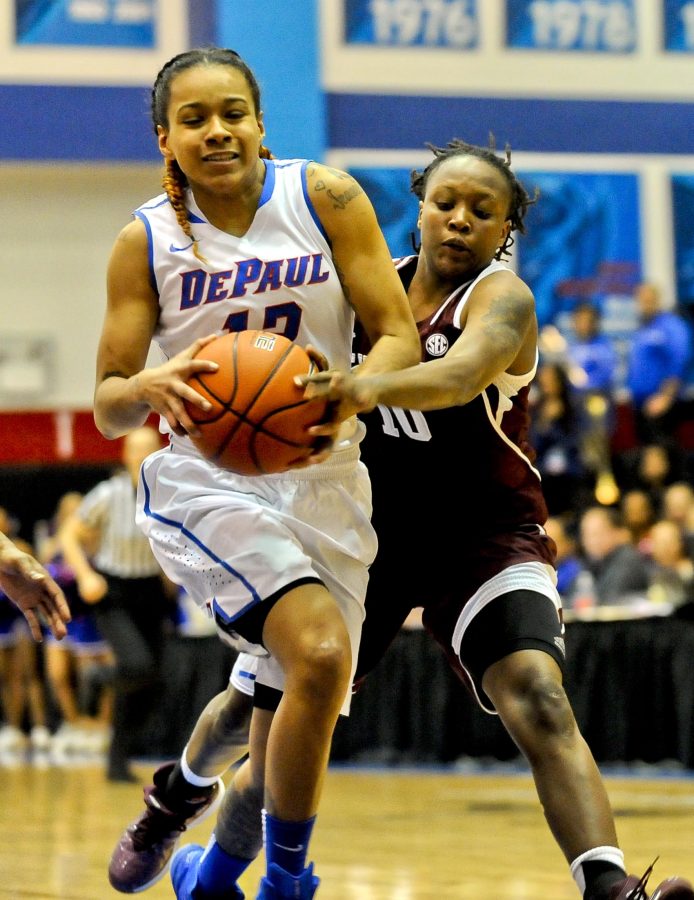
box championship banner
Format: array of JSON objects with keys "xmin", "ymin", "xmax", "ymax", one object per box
[
  {"xmin": 15, "ymin": 0, "xmax": 155, "ymax": 47},
  {"xmin": 1, "ymin": 0, "xmax": 186, "ymax": 83},
  {"xmin": 671, "ymin": 175, "xmax": 694, "ymax": 304},
  {"xmin": 505, "ymin": 0, "xmax": 637, "ymax": 52},
  {"xmin": 343, "ymin": 0, "xmax": 479, "ymax": 48},
  {"xmin": 516, "ymin": 171, "xmax": 641, "ymax": 328},
  {"xmin": 663, "ymin": 0, "xmax": 694, "ymax": 51}
]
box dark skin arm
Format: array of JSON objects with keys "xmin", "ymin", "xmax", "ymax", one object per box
[{"xmin": 298, "ymin": 269, "xmax": 536, "ymax": 419}]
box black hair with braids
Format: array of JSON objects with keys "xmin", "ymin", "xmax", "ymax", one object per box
[
  {"xmin": 151, "ymin": 46, "xmax": 262, "ymax": 134},
  {"xmin": 149, "ymin": 47, "xmax": 272, "ymax": 262},
  {"xmin": 410, "ymin": 136, "xmax": 538, "ymax": 260}
]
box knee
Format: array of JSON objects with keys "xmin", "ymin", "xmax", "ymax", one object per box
[
  {"xmin": 290, "ymin": 632, "xmax": 352, "ymax": 704},
  {"xmin": 491, "ymin": 665, "xmax": 575, "ymax": 742},
  {"xmin": 519, "ymin": 676, "xmax": 574, "ymax": 737}
]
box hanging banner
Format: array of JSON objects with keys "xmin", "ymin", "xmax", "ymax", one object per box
[
  {"xmin": 15, "ymin": 0, "xmax": 155, "ymax": 48},
  {"xmin": 671, "ymin": 175, "xmax": 694, "ymax": 303},
  {"xmin": 505, "ymin": 0, "xmax": 637, "ymax": 52},
  {"xmin": 1, "ymin": 0, "xmax": 186, "ymax": 83},
  {"xmin": 343, "ymin": 0, "xmax": 479, "ymax": 48},
  {"xmin": 663, "ymin": 0, "xmax": 694, "ymax": 51}
]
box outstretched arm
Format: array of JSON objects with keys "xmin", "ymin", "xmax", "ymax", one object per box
[
  {"xmin": 299, "ymin": 269, "xmax": 536, "ymax": 414},
  {"xmin": 0, "ymin": 532, "xmax": 71, "ymax": 641}
]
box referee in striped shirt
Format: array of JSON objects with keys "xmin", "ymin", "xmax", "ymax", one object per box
[{"xmin": 60, "ymin": 425, "xmax": 174, "ymax": 781}]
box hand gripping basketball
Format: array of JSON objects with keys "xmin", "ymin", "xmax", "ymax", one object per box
[{"xmin": 183, "ymin": 330, "xmax": 330, "ymax": 476}]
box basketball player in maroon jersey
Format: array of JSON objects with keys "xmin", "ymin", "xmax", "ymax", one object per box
[{"xmin": 302, "ymin": 139, "xmax": 693, "ymax": 900}]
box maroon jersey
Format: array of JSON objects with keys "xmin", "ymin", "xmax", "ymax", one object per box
[
  {"xmin": 355, "ymin": 255, "xmax": 558, "ymax": 682},
  {"xmin": 358, "ymin": 255, "xmax": 548, "ymax": 551}
]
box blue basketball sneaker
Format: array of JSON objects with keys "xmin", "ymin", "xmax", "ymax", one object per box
[
  {"xmin": 256, "ymin": 862, "xmax": 319, "ymax": 899},
  {"xmin": 170, "ymin": 844, "xmax": 244, "ymax": 899}
]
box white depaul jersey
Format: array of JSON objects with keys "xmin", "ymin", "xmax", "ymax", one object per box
[{"xmin": 134, "ymin": 158, "xmax": 353, "ymax": 373}]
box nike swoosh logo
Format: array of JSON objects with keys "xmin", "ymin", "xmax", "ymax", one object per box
[
  {"xmin": 274, "ymin": 842, "xmax": 304, "ymax": 853},
  {"xmin": 169, "ymin": 241, "xmax": 194, "ymax": 252}
]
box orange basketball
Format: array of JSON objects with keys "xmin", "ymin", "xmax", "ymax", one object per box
[{"xmin": 184, "ymin": 330, "xmax": 329, "ymax": 476}]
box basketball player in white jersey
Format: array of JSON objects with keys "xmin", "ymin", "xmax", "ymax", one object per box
[{"xmin": 96, "ymin": 46, "xmax": 419, "ymax": 900}]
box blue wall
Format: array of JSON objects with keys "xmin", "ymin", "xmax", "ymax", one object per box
[
  {"xmin": 0, "ymin": 0, "xmax": 325, "ymax": 162},
  {"xmin": 216, "ymin": 0, "xmax": 325, "ymax": 161}
]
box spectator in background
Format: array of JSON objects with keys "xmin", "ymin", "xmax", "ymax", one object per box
[
  {"xmin": 646, "ymin": 519, "xmax": 694, "ymax": 610},
  {"xmin": 566, "ymin": 302, "xmax": 620, "ymax": 507},
  {"xmin": 626, "ymin": 282, "xmax": 692, "ymax": 444},
  {"xmin": 578, "ymin": 506, "xmax": 650, "ymax": 606},
  {"xmin": 617, "ymin": 441, "xmax": 685, "ymax": 511},
  {"xmin": 566, "ymin": 301, "xmax": 618, "ymax": 399},
  {"xmin": 620, "ymin": 489, "xmax": 657, "ymax": 556},
  {"xmin": 59, "ymin": 426, "xmax": 175, "ymax": 782},
  {"xmin": 0, "ymin": 507, "xmax": 52, "ymax": 758},
  {"xmin": 662, "ymin": 481, "xmax": 694, "ymax": 559},
  {"xmin": 529, "ymin": 362, "xmax": 591, "ymax": 515},
  {"xmin": 544, "ymin": 515, "xmax": 591, "ymax": 608},
  {"xmin": 36, "ymin": 492, "xmax": 115, "ymax": 759}
]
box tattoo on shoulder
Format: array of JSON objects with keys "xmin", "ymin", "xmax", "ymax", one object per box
[
  {"xmin": 482, "ymin": 292, "xmax": 530, "ymax": 340},
  {"xmin": 310, "ymin": 167, "xmax": 363, "ymax": 209}
]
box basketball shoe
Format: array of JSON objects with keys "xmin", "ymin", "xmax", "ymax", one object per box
[
  {"xmin": 609, "ymin": 860, "xmax": 694, "ymax": 899},
  {"xmin": 108, "ymin": 762, "xmax": 224, "ymax": 893},
  {"xmin": 256, "ymin": 862, "xmax": 319, "ymax": 899},
  {"xmin": 170, "ymin": 844, "xmax": 244, "ymax": 899}
]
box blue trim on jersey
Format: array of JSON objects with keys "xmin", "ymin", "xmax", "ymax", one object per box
[
  {"xmin": 258, "ymin": 158, "xmax": 276, "ymax": 210},
  {"xmin": 327, "ymin": 93, "xmax": 694, "ymax": 155},
  {"xmin": 300, "ymin": 160, "xmax": 329, "ymax": 242},
  {"xmin": 238, "ymin": 668, "xmax": 257, "ymax": 682},
  {"xmin": 133, "ymin": 210, "xmax": 158, "ymax": 294},
  {"xmin": 139, "ymin": 468, "xmax": 261, "ymax": 608}
]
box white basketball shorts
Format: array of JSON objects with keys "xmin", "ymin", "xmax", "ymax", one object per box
[{"xmin": 136, "ymin": 440, "xmax": 376, "ymax": 715}]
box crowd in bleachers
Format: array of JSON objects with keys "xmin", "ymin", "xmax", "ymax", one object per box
[{"xmin": 530, "ymin": 281, "xmax": 694, "ymax": 617}]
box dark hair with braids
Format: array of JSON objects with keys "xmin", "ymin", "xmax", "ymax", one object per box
[
  {"xmin": 151, "ymin": 47, "xmax": 273, "ymax": 261},
  {"xmin": 410, "ymin": 136, "xmax": 538, "ymax": 260}
]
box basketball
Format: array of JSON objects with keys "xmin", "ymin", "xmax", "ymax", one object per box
[{"xmin": 183, "ymin": 330, "xmax": 329, "ymax": 476}]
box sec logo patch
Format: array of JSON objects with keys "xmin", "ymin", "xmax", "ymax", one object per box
[{"xmin": 425, "ymin": 333, "xmax": 449, "ymax": 357}]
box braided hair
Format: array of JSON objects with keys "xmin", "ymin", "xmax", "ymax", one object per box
[
  {"xmin": 151, "ymin": 47, "xmax": 273, "ymax": 261},
  {"xmin": 410, "ymin": 136, "xmax": 537, "ymax": 260}
]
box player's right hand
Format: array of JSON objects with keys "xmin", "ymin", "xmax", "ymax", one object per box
[{"xmin": 134, "ymin": 334, "xmax": 220, "ymax": 436}]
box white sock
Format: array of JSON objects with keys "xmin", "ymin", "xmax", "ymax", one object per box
[
  {"xmin": 180, "ymin": 744, "xmax": 223, "ymax": 787},
  {"xmin": 570, "ymin": 847, "xmax": 625, "ymax": 895}
]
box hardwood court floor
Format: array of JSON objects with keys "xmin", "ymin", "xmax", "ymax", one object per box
[{"xmin": 0, "ymin": 759, "xmax": 693, "ymax": 899}]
